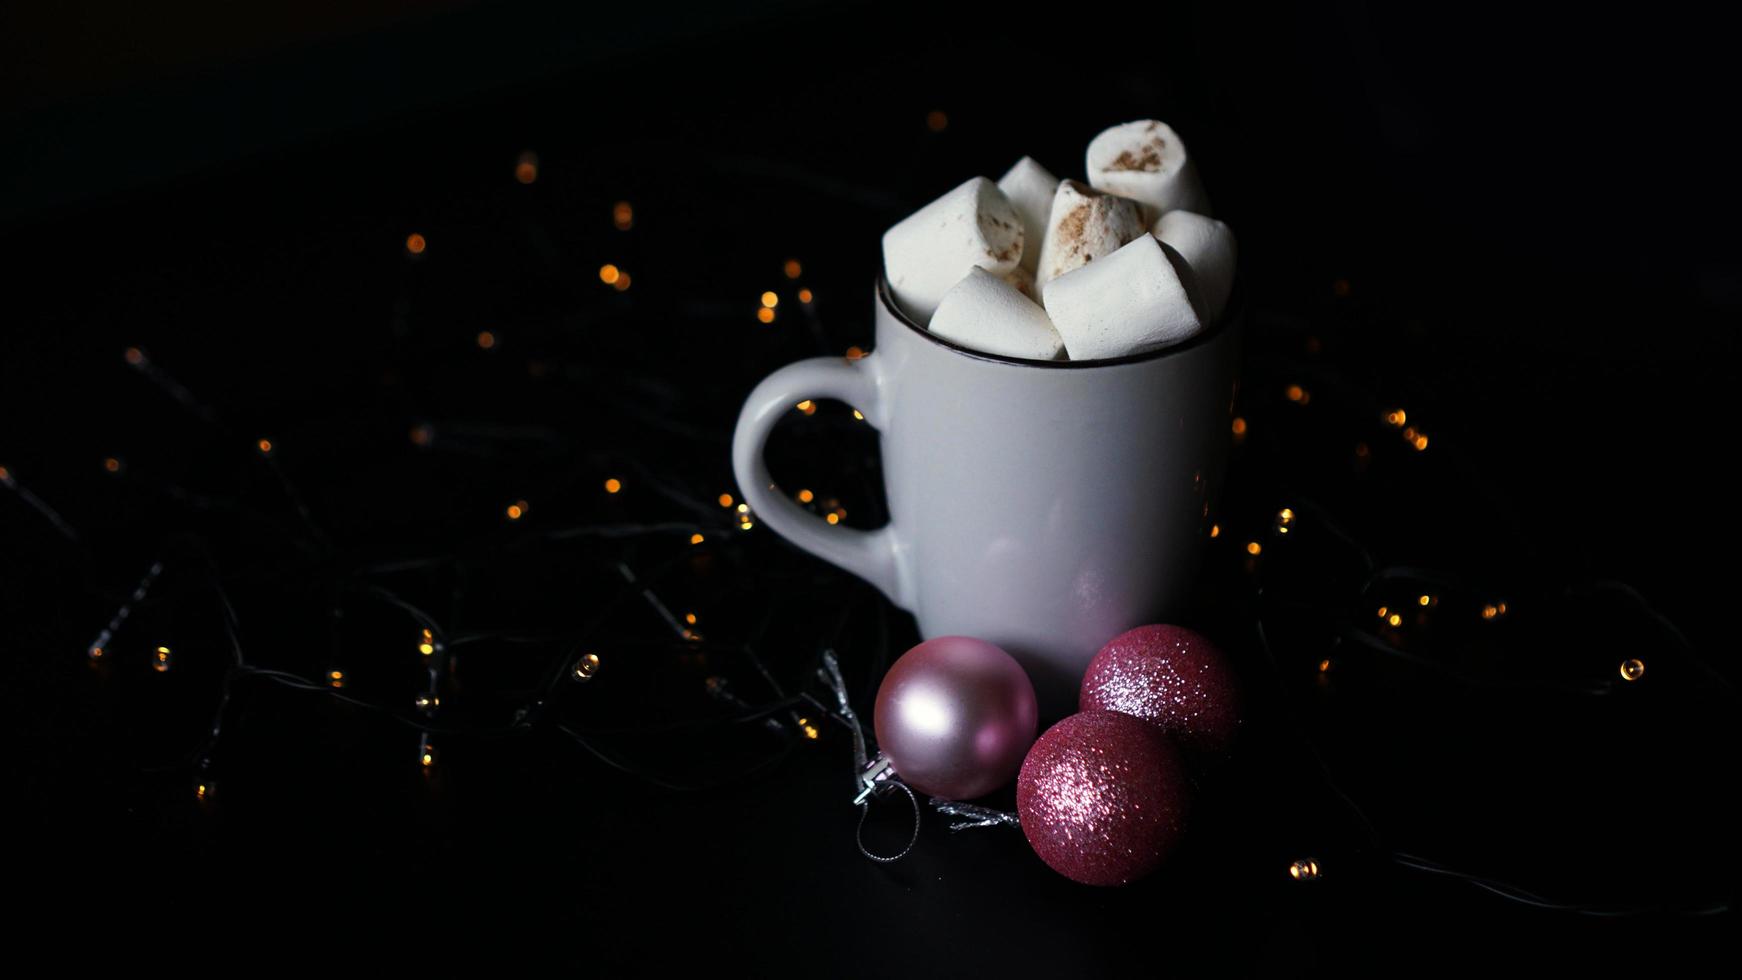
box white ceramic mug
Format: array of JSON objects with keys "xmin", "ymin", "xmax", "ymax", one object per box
[{"xmin": 732, "ymin": 273, "xmax": 1240, "ymax": 708}]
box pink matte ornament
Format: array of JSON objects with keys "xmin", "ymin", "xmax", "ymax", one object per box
[{"xmin": 872, "ymin": 636, "xmax": 1038, "ymax": 800}]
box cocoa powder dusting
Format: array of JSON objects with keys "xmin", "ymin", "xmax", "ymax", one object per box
[
  {"xmin": 1109, "ymin": 140, "xmax": 1164, "ymax": 172},
  {"xmin": 1058, "ymin": 202, "xmax": 1090, "ymax": 246}
]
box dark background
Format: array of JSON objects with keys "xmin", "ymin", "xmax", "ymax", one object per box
[{"xmin": 3, "ymin": 1, "xmax": 1737, "ymax": 971}]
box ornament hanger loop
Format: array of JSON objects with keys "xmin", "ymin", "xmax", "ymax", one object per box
[{"xmin": 855, "ymin": 780, "xmax": 920, "ymax": 863}]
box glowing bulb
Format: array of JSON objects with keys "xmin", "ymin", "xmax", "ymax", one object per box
[
  {"xmin": 1278, "ymin": 508, "xmax": 1295, "ymax": 524},
  {"xmin": 256, "ymin": 438, "xmax": 273, "ymax": 456},
  {"xmin": 1245, "ymin": 541, "xmax": 1261, "ymax": 556},
  {"xmin": 476, "ymin": 330, "xmax": 496, "ymax": 349},
  {"xmin": 826, "ymin": 513, "xmax": 840, "ymax": 525},
  {"xmin": 153, "ymin": 646, "xmax": 172, "ymax": 672},
  {"xmin": 613, "ymin": 272, "xmax": 631, "ymax": 291},
  {"xmin": 124, "ymin": 347, "xmax": 145, "ymax": 366},
  {"xmin": 604, "ymin": 478, "xmax": 622, "ymax": 494},
  {"xmin": 799, "ymin": 717, "xmax": 819, "ymax": 739},
  {"xmin": 599, "ymin": 264, "xmax": 621, "ymax": 285},
  {"xmin": 1289, "ymin": 858, "xmax": 1321, "ymax": 881},
  {"xmin": 1285, "ymin": 384, "xmax": 1305, "ymax": 402},
  {"xmin": 419, "ymin": 627, "xmax": 435, "ymax": 656},
  {"xmin": 798, "ymin": 288, "xmax": 814, "ymax": 304},
  {"xmin": 415, "ymin": 694, "xmax": 438, "ymax": 711},
  {"xmin": 103, "ymin": 457, "xmax": 121, "ymax": 473},
  {"xmin": 1619, "ymin": 658, "xmax": 1645, "ymax": 682},
  {"xmin": 796, "ymin": 399, "xmax": 816, "ymax": 415},
  {"xmin": 328, "ymin": 670, "xmax": 345, "ymax": 689},
  {"xmin": 1481, "ymin": 604, "xmax": 1500, "ymax": 620},
  {"xmin": 1387, "ymin": 613, "xmax": 1402, "ymax": 627},
  {"xmin": 1413, "ymin": 434, "xmax": 1429, "ymax": 451},
  {"xmin": 690, "ymin": 533, "xmax": 705, "ymax": 545},
  {"xmin": 1385, "ymin": 409, "xmax": 1407, "ymax": 427},
  {"xmin": 845, "ymin": 346, "xmax": 865, "ymax": 360},
  {"xmin": 797, "ymin": 489, "xmax": 814, "ymax": 503},
  {"xmin": 613, "ymin": 201, "xmax": 634, "ymax": 230},
  {"xmin": 421, "ymin": 749, "xmax": 436, "ymax": 768},
  {"xmin": 684, "ymin": 613, "xmax": 698, "ymax": 625},
  {"xmin": 506, "ymin": 500, "xmax": 527, "ymax": 520},
  {"xmin": 573, "ymin": 652, "xmax": 601, "ymax": 681},
  {"xmin": 761, "ymin": 291, "xmax": 779, "ymax": 309},
  {"xmin": 1418, "ymin": 595, "xmax": 1432, "ymax": 607},
  {"xmin": 926, "ymin": 110, "xmax": 949, "ymax": 132},
  {"xmin": 196, "ymin": 783, "xmax": 210, "ymax": 801},
  {"xmin": 88, "ymin": 646, "xmax": 104, "ymax": 660},
  {"xmin": 784, "ymin": 259, "xmax": 802, "ymax": 279},
  {"xmin": 852, "ymin": 409, "xmax": 865, "ymax": 420},
  {"xmin": 718, "ymin": 493, "xmax": 734, "ymax": 507},
  {"xmin": 756, "ymin": 307, "xmax": 776, "ymax": 324},
  {"xmin": 1377, "ymin": 606, "xmax": 1389, "ymax": 618},
  {"xmin": 515, "ymin": 152, "xmax": 539, "ymax": 184},
  {"xmin": 1209, "ymin": 524, "xmax": 1220, "ymax": 538},
  {"xmin": 1318, "ymin": 659, "xmax": 1332, "ymax": 673},
  {"xmin": 405, "ymin": 234, "xmax": 427, "ymax": 255},
  {"xmin": 1231, "ymin": 417, "xmax": 1247, "ymax": 436}
]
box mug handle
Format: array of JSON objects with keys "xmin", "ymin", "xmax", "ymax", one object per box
[{"xmin": 731, "ymin": 353, "xmax": 906, "ymax": 607}]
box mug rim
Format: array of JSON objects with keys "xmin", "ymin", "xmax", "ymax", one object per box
[{"xmin": 876, "ymin": 266, "xmax": 1237, "ymax": 369}]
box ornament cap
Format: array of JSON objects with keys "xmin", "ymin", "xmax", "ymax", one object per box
[{"xmin": 853, "ymin": 752, "xmax": 896, "ymax": 805}]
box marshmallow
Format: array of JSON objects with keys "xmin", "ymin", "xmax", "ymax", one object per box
[
  {"xmin": 996, "ymin": 156, "xmax": 1060, "ymax": 276},
  {"xmin": 882, "ymin": 177, "xmax": 1025, "ymax": 324},
  {"xmin": 1152, "ymin": 210, "xmax": 1237, "ymax": 323},
  {"xmin": 1033, "ymin": 179, "xmax": 1147, "ymax": 287},
  {"xmin": 1086, "ymin": 120, "xmax": 1210, "ymax": 222},
  {"xmin": 929, "ymin": 267, "xmax": 1065, "ymax": 360},
  {"xmin": 1041, "ymin": 233, "xmax": 1201, "ymax": 360}
]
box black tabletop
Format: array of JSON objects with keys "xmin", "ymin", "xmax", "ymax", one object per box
[{"xmin": 4, "ymin": 1, "xmax": 1737, "ymax": 972}]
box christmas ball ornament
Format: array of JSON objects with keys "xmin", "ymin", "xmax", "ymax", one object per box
[
  {"xmin": 872, "ymin": 636, "xmax": 1038, "ymax": 800},
  {"xmin": 1016, "ymin": 710, "xmax": 1191, "ymax": 886},
  {"xmin": 1080, "ymin": 624, "xmax": 1242, "ymax": 761}
]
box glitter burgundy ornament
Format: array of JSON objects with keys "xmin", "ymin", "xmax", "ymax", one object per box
[
  {"xmin": 872, "ymin": 636, "xmax": 1038, "ymax": 800},
  {"xmin": 1079, "ymin": 624, "xmax": 1242, "ymax": 762},
  {"xmin": 1016, "ymin": 710, "xmax": 1191, "ymax": 885}
]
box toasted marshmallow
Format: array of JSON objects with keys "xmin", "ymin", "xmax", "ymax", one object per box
[
  {"xmin": 930, "ymin": 267, "xmax": 1065, "ymax": 360},
  {"xmin": 1033, "ymin": 180, "xmax": 1147, "ymax": 287},
  {"xmin": 996, "ymin": 156, "xmax": 1060, "ymax": 276},
  {"xmin": 1086, "ymin": 120, "xmax": 1210, "ymax": 222},
  {"xmin": 1041, "ymin": 234, "xmax": 1201, "ymax": 360},
  {"xmin": 1152, "ymin": 210, "xmax": 1236, "ymax": 323},
  {"xmin": 882, "ymin": 177, "xmax": 1025, "ymax": 324}
]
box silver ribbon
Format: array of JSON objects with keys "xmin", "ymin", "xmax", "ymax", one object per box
[{"xmin": 930, "ymin": 799, "xmax": 1021, "ymax": 832}]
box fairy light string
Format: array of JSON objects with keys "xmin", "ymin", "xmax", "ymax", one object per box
[{"xmin": 20, "ymin": 150, "xmax": 1730, "ymax": 924}]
